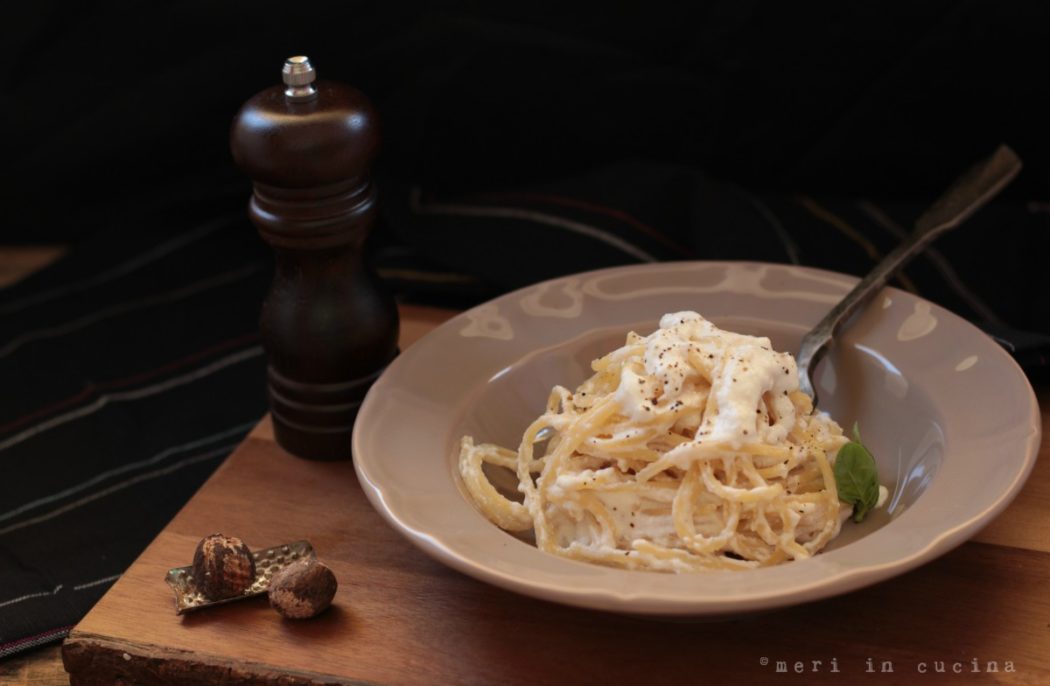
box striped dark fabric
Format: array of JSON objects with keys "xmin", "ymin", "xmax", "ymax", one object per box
[{"xmin": 0, "ymin": 208, "xmax": 271, "ymax": 657}]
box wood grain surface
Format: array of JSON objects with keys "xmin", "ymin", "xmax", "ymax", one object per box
[
  {"xmin": 0, "ymin": 646, "xmax": 66, "ymax": 686},
  {"xmin": 0, "ymin": 247, "xmax": 66, "ymax": 288}
]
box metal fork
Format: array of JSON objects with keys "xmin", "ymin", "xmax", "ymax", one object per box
[{"xmin": 797, "ymin": 145, "xmax": 1022, "ymax": 406}]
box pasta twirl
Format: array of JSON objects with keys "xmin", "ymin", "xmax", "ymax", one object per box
[{"xmin": 458, "ymin": 312, "xmax": 852, "ymax": 573}]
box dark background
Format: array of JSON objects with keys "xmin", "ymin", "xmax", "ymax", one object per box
[
  {"xmin": 6, "ymin": 1, "xmax": 1049, "ymax": 228},
  {"xmin": 6, "ymin": 1, "xmax": 1050, "ymax": 320},
  {"xmin": 7, "ymin": 1, "xmax": 1050, "ymax": 349}
]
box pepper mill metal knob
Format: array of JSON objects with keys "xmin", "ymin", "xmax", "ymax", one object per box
[{"xmin": 230, "ymin": 56, "xmax": 399, "ymax": 460}]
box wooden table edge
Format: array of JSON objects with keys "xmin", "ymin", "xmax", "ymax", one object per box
[{"xmin": 62, "ymin": 630, "xmax": 377, "ymax": 686}]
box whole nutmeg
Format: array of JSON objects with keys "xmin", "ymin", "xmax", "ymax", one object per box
[
  {"xmin": 268, "ymin": 558, "xmax": 338, "ymax": 619},
  {"xmin": 192, "ymin": 533, "xmax": 256, "ymax": 600}
]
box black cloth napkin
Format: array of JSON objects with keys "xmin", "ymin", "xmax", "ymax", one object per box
[
  {"xmin": 0, "ymin": 201, "xmax": 270, "ymax": 657},
  {"xmin": 4, "ymin": 0, "xmax": 1050, "ymax": 660}
]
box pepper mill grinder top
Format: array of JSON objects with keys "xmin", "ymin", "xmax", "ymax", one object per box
[
  {"xmin": 231, "ymin": 57, "xmax": 399, "ymax": 461},
  {"xmin": 282, "ymin": 55, "xmax": 317, "ymax": 100},
  {"xmin": 232, "ymin": 56, "xmax": 379, "ymax": 194}
]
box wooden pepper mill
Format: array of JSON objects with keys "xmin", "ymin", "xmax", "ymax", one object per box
[{"xmin": 230, "ymin": 56, "xmax": 399, "ymax": 460}]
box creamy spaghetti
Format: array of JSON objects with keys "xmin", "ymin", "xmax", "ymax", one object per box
[{"xmin": 458, "ymin": 311, "xmax": 854, "ymax": 572}]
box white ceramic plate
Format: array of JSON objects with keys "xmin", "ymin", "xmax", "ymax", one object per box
[{"xmin": 353, "ymin": 262, "xmax": 1040, "ymax": 617}]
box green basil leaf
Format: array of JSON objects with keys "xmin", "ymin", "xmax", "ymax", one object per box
[{"xmin": 833, "ymin": 429, "xmax": 880, "ymax": 524}]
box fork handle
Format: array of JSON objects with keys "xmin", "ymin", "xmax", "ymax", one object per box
[{"xmin": 797, "ymin": 144, "xmax": 1022, "ymax": 401}]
